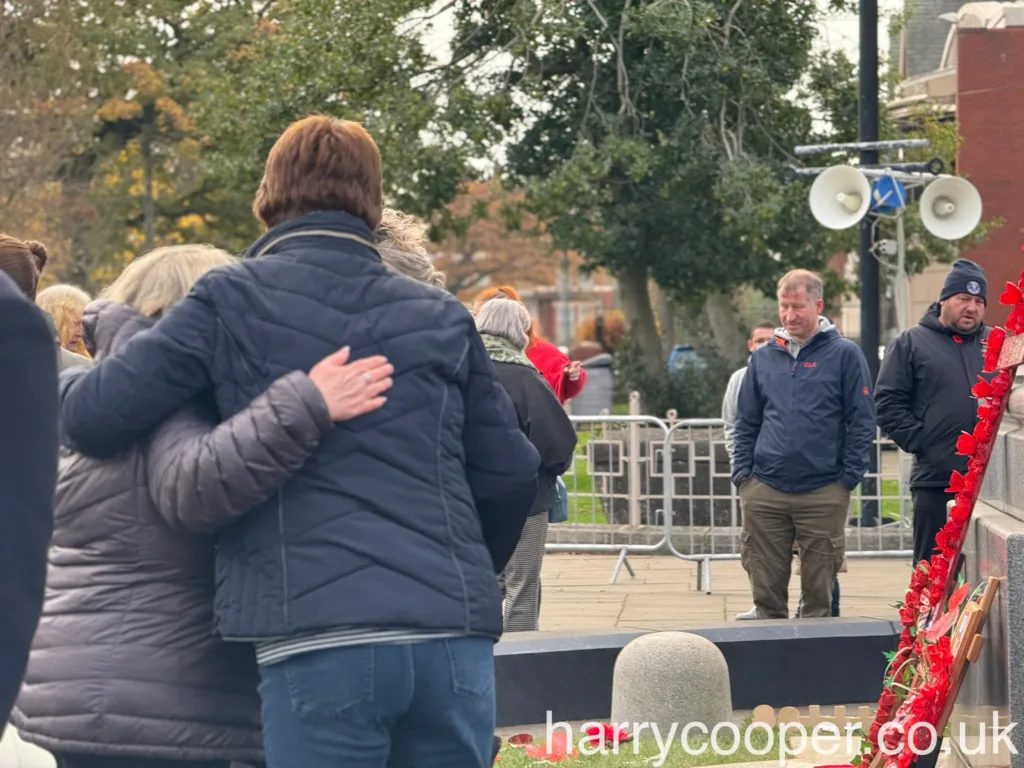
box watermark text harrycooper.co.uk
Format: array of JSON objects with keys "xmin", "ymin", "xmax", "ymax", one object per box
[{"xmin": 543, "ymin": 711, "xmax": 1018, "ymax": 768}]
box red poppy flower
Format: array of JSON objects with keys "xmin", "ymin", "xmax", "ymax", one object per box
[
  {"xmin": 1002, "ymin": 282, "xmax": 1023, "ymax": 306},
  {"xmin": 868, "ymin": 721, "xmax": 881, "ymax": 745},
  {"xmin": 1008, "ymin": 305, "xmax": 1024, "ymax": 334},
  {"xmin": 583, "ymin": 723, "xmax": 631, "ymax": 746},
  {"xmin": 880, "ymin": 689, "xmax": 897, "ymax": 711},
  {"xmin": 984, "ymin": 327, "xmax": 1008, "ymax": 372},
  {"xmin": 956, "ymin": 433, "xmax": 978, "ymax": 457},
  {"xmin": 994, "ymin": 369, "xmax": 1013, "ymax": 396},
  {"xmin": 935, "ymin": 526, "xmax": 957, "ymax": 556},
  {"xmin": 524, "ymin": 732, "xmax": 578, "ymax": 761},
  {"xmin": 972, "ymin": 378, "xmax": 993, "ymax": 399},
  {"xmin": 945, "ymin": 470, "xmax": 972, "ymax": 494}
]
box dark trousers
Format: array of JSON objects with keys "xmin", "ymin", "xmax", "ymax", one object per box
[
  {"xmin": 54, "ymin": 757, "xmax": 230, "ymax": 768},
  {"xmin": 912, "ymin": 488, "xmax": 955, "ymax": 566},
  {"xmin": 258, "ymin": 638, "xmax": 496, "ymax": 768},
  {"xmin": 795, "ymin": 579, "xmax": 841, "ymax": 618}
]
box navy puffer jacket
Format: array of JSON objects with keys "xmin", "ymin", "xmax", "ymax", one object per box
[{"xmin": 58, "ymin": 211, "xmax": 540, "ymax": 642}]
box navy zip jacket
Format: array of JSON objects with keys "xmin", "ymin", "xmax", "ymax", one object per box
[
  {"xmin": 57, "ymin": 211, "xmax": 541, "ymax": 642},
  {"xmin": 731, "ymin": 320, "xmax": 877, "ymax": 494}
]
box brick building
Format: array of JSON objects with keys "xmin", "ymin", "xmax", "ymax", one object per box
[{"xmin": 886, "ymin": 1, "xmax": 1024, "ymax": 330}]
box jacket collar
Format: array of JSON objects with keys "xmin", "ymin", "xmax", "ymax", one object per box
[
  {"xmin": 770, "ymin": 317, "xmax": 838, "ymax": 357},
  {"xmin": 245, "ymin": 211, "xmax": 379, "ymax": 262}
]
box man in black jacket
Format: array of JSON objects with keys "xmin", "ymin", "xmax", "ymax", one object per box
[
  {"xmin": 875, "ymin": 259, "xmax": 991, "ymax": 565},
  {"xmin": 0, "ymin": 269, "xmax": 58, "ymax": 722}
]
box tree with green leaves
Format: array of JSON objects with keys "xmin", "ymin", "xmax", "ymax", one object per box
[
  {"xmin": 194, "ymin": 0, "xmax": 486, "ymax": 243},
  {"xmin": 446, "ymin": 0, "xmax": 866, "ymax": 371}
]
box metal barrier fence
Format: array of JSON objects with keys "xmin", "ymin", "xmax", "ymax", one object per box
[{"xmin": 550, "ymin": 393, "xmax": 915, "ymax": 591}]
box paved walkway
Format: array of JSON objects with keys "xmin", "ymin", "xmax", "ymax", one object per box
[{"xmin": 539, "ymin": 554, "xmax": 910, "ymax": 630}]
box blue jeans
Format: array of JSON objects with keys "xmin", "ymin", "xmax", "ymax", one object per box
[{"xmin": 257, "ymin": 637, "xmax": 496, "ymax": 768}]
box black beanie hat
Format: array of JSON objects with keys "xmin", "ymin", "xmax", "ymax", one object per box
[{"xmin": 939, "ymin": 259, "xmax": 987, "ymax": 303}]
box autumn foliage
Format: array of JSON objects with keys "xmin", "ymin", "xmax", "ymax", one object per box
[{"xmin": 428, "ymin": 180, "xmax": 587, "ymax": 300}]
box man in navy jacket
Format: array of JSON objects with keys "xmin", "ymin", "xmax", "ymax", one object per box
[
  {"xmin": 732, "ymin": 269, "xmax": 876, "ymax": 619},
  {"xmin": 0, "ymin": 269, "xmax": 58, "ymax": 722}
]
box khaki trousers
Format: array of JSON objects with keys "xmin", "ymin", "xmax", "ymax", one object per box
[{"xmin": 738, "ymin": 477, "xmax": 850, "ymax": 619}]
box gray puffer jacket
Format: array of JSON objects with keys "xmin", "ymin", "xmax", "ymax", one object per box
[{"xmin": 11, "ymin": 299, "xmax": 333, "ymax": 763}]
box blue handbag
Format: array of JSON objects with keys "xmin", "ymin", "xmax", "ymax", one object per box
[{"xmin": 550, "ymin": 476, "xmax": 569, "ymax": 524}]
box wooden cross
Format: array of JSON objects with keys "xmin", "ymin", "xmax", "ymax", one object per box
[{"xmin": 997, "ymin": 333, "xmax": 1024, "ymax": 370}]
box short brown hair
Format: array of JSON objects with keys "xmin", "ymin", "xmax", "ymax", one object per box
[
  {"xmin": 777, "ymin": 269, "xmax": 824, "ymax": 302},
  {"xmin": 253, "ymin": 115, "xmax": 383, "ymax": 231},
  {"xmin": 0, "ymin": 234, "xmax": 47, "ymax": 300}
]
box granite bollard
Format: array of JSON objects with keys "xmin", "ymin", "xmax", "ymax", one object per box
[{"xmin": 610, "ymin": 631, "xmax": 732, "ymax": 732}]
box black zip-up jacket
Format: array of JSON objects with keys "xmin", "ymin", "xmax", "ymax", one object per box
[
  {"xmin": 874, "ymin": 303, "xmax": 992, "ymax": 489},
  {"xmin": 490, "ymin": 359, "xmax": 578, "ymax": 517}
]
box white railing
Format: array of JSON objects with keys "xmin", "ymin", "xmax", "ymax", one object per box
[{"xmin": 552, "ymin": 393, "xmax": 914, "ymax": 591}]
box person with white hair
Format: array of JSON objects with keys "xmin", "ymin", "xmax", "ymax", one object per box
[
  {"xmin": 375, "ymin": 208, "xmax": 446, "ymax": 289},
  {"xmin": 475, "ymin": 298, "xmax": 578, "ymax": 631}
]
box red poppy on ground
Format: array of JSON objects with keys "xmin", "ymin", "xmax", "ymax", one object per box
[
  {"xmin": 583, "ymin": 723, "xmax": 631, "ymax": 746},
  {"xmin": 524, "ymin": 732, "xmax": 579, "ymax": 761}
]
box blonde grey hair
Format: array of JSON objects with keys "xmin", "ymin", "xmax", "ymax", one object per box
[
  {"xmin": 375, "ymin": 208, "xmax": 446, "ymax": 289},
  {"xmin": 37, "ymin": 283, "xmax": 91, "ymax": 309},
  {"xmin": 474, "ymin": 297, "xmax": 531, "ymax": 350},
  {"xmin": 777, "ymin": 268, "xmax": 824, "ymax": 303},
  {"xmin": 101, "ymin": 244, "xmax": 235, "ymax": 317}
]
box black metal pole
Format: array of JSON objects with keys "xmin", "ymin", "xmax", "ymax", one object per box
[{"xmin": 859, "ymin": 0, "xmax": 881, "ymax": 526}]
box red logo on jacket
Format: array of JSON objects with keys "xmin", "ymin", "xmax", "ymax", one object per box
[{"xmin": 803, "ymin": 361, "xmax": 817, "ymax": 368}]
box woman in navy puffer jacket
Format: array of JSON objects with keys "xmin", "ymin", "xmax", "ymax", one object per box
[{"xmin": 57, "ymin": 116, "xmax": 541, "ymax": 768}]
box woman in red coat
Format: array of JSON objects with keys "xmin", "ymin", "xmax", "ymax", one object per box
[{"xmin": 473, "ymin": 285, "xmax": 586, "ymax": 404}]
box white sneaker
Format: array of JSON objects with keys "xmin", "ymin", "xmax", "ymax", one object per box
[{"xmin": 735, "ymin": 605, "xmax": 758, "ymax": 620}]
